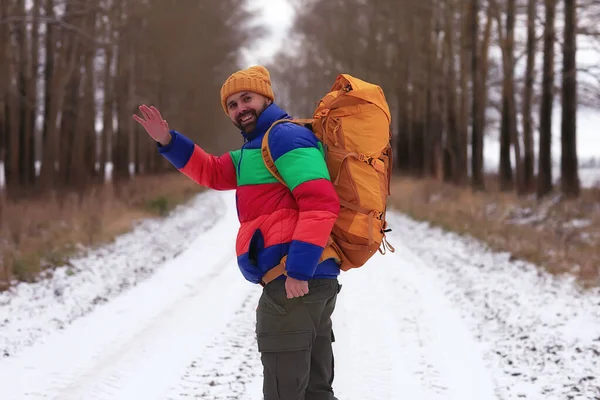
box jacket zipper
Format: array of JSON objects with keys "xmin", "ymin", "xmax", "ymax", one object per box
[{"xmin": 238, "ymin": 140, "xmax": 248, "ymax": 177}]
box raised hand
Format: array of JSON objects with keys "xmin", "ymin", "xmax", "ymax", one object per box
[{"xmin": 133, "ymin": 105, "xmax": 172, "ymax": 146}]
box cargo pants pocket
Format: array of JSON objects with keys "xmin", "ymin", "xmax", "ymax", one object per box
[{"xmin": 257, "ymin": 330, "xmax": 312, "ymax": 400}]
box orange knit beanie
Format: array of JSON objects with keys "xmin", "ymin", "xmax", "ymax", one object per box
[{"xmin": 220, "ymin": 65, "xmax": 275, "ymax": 113}]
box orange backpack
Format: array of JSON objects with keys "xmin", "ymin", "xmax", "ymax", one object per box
[{"xmin": 260, "ymin": 74, "xmax": 395, "ymax": 284}]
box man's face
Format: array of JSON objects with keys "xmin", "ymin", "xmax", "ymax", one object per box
[{"xmin": 226, "ymin": 91, "xmax": 271, "ymax": 133}]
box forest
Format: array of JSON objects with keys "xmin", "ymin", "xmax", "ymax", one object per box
[
  {"xmin": 1, "ymin": 0, "xmax": 261, "ymax": 197},
  {"xmin": 2, "ymin": 0, "xmax": 599, "ymax": 199},
  {"xmin": 267, "ymin": 0, "xmax": 600, "ymax": 199}
]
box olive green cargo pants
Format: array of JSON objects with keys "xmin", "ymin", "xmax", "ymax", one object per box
[{"xmin": 256, "ymin": 278, "xmax": 341, "ymax": 400}]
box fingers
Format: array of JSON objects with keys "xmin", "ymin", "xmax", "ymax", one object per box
[
  {"xmin": 150, "ymin": 106, "xmax": 163, "ymax": 121},
  {"xmin": 132, "ymin": 114, "xmax": 146, "ymax": 126},
  {"xmin": 140, "ymin": 105, "xmax": 154, "ymax": 121},
  {"xmin": 133, "ymin": 104, "xmax": 168, "ymax": 132},
  {"xmin": 285, "ymin": 281, "xmax": 309, "ymax": 298},
  {"xmin": 301, "ymin": 285, "xmax": 309, "ymax": 296}
]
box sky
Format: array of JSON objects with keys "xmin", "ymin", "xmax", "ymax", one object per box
[
  {"xmin": 243, "ymin": 0, "xmax": 599, "ymax": 164},
  {"xmin": 241, "ymin": 0, "xmax": 295, "ymax": 67}
]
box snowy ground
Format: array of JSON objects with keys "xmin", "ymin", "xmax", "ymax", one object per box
[{"xmin": 0, "ymin": 190, "xmax": 599, "ymax": 400}]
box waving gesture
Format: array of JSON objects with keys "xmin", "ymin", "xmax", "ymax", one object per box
[{"xmin": 133, "ymin": 105, "xmax": 172, "ymax": 146}]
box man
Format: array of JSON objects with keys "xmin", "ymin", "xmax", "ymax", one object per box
[{"xmin": 133, "ymin": 65, "xmax": 341, "ymax": 400}]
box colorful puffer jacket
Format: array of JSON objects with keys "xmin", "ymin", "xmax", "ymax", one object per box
[{"xmin": 157, "ymin": 103, "xmax": 340, "ymax": 284}]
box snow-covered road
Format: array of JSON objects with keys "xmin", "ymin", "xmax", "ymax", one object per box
[{"xmin": 1, "ymin": 191, "xmax": 598, "ymax": 400}]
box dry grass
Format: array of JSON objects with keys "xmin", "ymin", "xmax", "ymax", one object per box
[
  {"xmin": 388, "ymin": 176, "xmax": 600, "ymax": 287},
  {"xmin": 0, "ymin": 173, "xmax": 204, "ymax": 290}
]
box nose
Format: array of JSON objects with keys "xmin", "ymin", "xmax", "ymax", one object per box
[{"xmin": 237, "ymin": 105, "xmax": 249, "ymax": 116}]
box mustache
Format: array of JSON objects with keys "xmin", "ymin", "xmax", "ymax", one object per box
[{"xmin": 236, "ymin": 110, "xmax": 257, "ymax": 124}]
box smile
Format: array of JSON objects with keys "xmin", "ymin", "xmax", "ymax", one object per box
[{"xmin": 240, "ymin": 114, "xmax": 254, "ymax": 123}]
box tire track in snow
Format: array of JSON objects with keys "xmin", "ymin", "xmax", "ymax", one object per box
[
  {"xmin": 56, "ymin": 253, "xmax": 240, "ymax": 400},
  {"xmin": 0, "ymin": 190, "xmax": 225, "ymax": 360},
  {"xmin": 0, "ymin": 191, "xmax": 252, "ymax": 400},
  {"xmin": 1, "ymin": 191, "xmax": 502, "ymax": 400},
  {"xmin": 332, "ymin": 264, "xmax": 432, "ymax": 400},
  {"xmin": 166, "ymin": 291, "xmax": 263, "ymax": 400},
  {"xmin": 333, "ymin": 244, "xmax": 498, "ymax": 400},
  {"xmin": 168, "ymin": 245, "xmax": 498, "ymax": 400},
  {"xmin": 387, "ymin": 212, "xmax": 600, "ymax": 400}
]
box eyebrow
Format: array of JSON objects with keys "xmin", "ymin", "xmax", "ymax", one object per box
[{"xmin": 228, "ymin": 92, "xmax": 250, "ymax": 107}]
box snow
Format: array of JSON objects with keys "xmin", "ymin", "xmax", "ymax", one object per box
[
  {"xmin": 332, "ymin": 248, "xmax": 498, "ymax": 400},
  {"xmin": 387, "ymin": 212, "xmax": 600, "ymax": 399},
  {"xmin": 0, "ymin": 190, "xmax": 599, "ymax": 399},
  {"xmin": 0, "ymin": 190, "xmax": 225, "ymax": 358},
  {"xmin": 567, "ymin": 218, "xmax": 593, "ymax": 229}
]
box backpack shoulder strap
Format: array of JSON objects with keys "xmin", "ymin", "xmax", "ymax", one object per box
[
  {"xmin": 261, "ymin": 119, "xmax": 289, "ymax": 186},
  {"xmin": 261, "ymin": 118, "xmax": 315, "ymax": 187}
]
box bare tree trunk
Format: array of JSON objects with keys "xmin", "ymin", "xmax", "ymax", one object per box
[
  {"xmin": 101, "ymin": 42, "xmax": 114, "ymax": 182},
  {"xmin": 444, "ymin": 0, "xmax": 459, "ymax": 183},
  {"xmin": 0, "ymin": 1, "xmax": 8, "ymax": 193},
  {"xmin": 479, "ymin": 7, "xmax": 493, "ymax": 145},
  {"xmin": 100, "ymin": 2, "xmax": 115, "ymax": 183},
  {"xmin": 457, "ymin": 1, "xmax": 470, "ymax": 185},
  {"xmin": 424, "ymin": 5, "xmax": 439, "ymax": 178},
  {"xmin": 396, "ymin": 31, "xmax": 411, "ymax": 174},
  {"xmin": 39, "ymin": 0, "xmax": 56, "ymax": 191},
  {"xmin": 404, "ymin": 13, "xmax": 417, "ymax": 176},
  {"xmin": 434, "ymin": 32, "xmax": 447, "ymax": 181},
  {"xmin": 15, "ymin": 0, "xmax": 28, "ymax": 189},
  {"xmin": 491, "ymin": 0, "xmax": 514, "ymax": 191},
  {"xmin": 127, "ymin": 37, "xmax": 136, "ymax": 179},
  {"xmin": 537, "ymin": 0, "xmax": 557, "ymax": 199},
  {"xmin": 70, "ymin": 63, "xmax": 88, "ymax": 191},
  {"xmin": 560, "ymin": 0, "xmax": 579, "ymax": 197},
  {"xmin": 6, "ymin": 14, "xmax": 20, "ymax": 192},
  {"xmin": 407, "ymin": 16, "xmax": 418, "ymax": 176},
  {"xmin": 60, "ymin": 10, "xmax": 81, "ymax": 187},
  {"xmin": 39, "ymin": 1, "xmax": 80, "ymax": 191},
  {"xmin": 16, "ymin": 0, "xmax": 40, "ymax": 188},
  {"xmin": 522, "ymin": 0, "xmax": 537, "ymax": 193},
  {"xmin": 471, "ymin": 0, "xmax": 484, "ymax": 190},
  {"xmin": 396, "ymin": 91, "xmax": 410, "ymax": 173},
  {"xmin": 26, "ymin": 0, "xmax": 41, "ymax": 186},
  {"xmin": 70, "ymin": 3, "xmax": 99, "ymax": 192},
  {"xmin": 506, "ymin": 0, "xmax": 524, "ymax": 194},
  {"xmin": 113, "ymin": 0, "xmax": 130, "ymax": 182},
  {"xmin": 499, "ymin": 87, "xmax": 513, "ymax": 190},
  {"xmin": 83, "ymin": 6, "xmax": 98, "ymax": 182}
]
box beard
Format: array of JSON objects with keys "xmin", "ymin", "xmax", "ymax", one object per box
[{"xmin": 235, "ymin": 100, "xmax": 270, "ymax": 133}]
